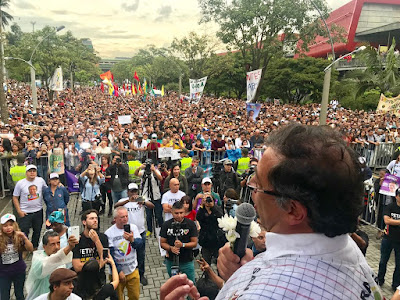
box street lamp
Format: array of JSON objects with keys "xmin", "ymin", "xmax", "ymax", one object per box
[
  {"xmin": 319, "ymin": 46, "xmax": 367, "ymax": 125},
  {"xmin": 4, "ymin": 57, "xmax": 35, "ymax": 70},
  {"xmin": 29, "ymin": 25, "xmax": 65, "ymax": 113}
]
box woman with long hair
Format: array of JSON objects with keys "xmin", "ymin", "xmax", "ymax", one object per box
[
  {"xmin": 99, "ymin": 155, "xmax": 113, "ymax": 216},
  {"xmin": 0, "ymin": 213, "xmax": 33, "ymax": 300},
  {"xmin": 181, "ymin": 195, "xmax": 196, "ymax": 221},
  {"xmin": 80, "ymin": 163, "xmax": 105, "ymax": 213},
  {"xmin": 64, "ymin": 142, "xmax": 80, "ymax": 171},
  {"xmin": 163, "ymin": 164, "xmax": 188, "ymax": 194}
]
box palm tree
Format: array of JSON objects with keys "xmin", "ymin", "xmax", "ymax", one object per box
[{"xmin": 0, "ymin": 0, "xmax": 13, "ymax": 123}]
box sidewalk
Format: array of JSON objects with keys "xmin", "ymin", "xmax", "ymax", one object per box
[{"xmin": 1, "ymin": 193, "xmax": 396, "ymax": 300}]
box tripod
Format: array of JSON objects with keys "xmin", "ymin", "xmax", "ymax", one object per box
[{"xmin": 142, "ymin": 170, "xmax": 158, "ymax": 235}]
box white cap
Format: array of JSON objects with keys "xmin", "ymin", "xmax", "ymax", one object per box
[
  {"xmin": 151, "ymin": 133, "xmax": 157, "ymax": 139},
  {"xmin": 1, "ymin": 213, "xmax": 16, "ymax": 224},
  {"xmin": 128, "ymin": 183, "xmax": 139, "ymax": 190},
  {"xmin": 26, "ymin": 164, "xmax": 37, "ymax": 171},
  {"xmin": 202, "ymin": 177, "xmax": 212, "ymax": 184},
  {"xmin": 49, "ymin": 173, "xmax": 59, "ymax": 179}
]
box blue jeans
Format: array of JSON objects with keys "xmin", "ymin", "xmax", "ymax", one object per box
[
  {"xmin": 112, "ymin": 189, "xmax": 128, "ymax": 204},
  {"xmin": 165, "ymin": 259, "xmax": 195, "ymax": 283},
  {"xmin": 137, "ymin": 232, "xmax": 146, "ymax": 277},
  {"xmin": 0, "ymin": 272, "xmax": 25, "ymax": 300},
  {"xmin": 378, "ymin": 237, "xmax": 400, "ymax": 288},
  {"xmin": 37, "ymin": 165, "xmax": 48, "ymax": 183},
  {"xmin": 146, "ymin": 199, "xmax": 163, "ymax": 233}
]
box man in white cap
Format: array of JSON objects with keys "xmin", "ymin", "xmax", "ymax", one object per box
[
  {"xmin": 147, "ymin": 133, "xmax": 160, "ymax": 163},
  {"xmin": 193, "ymin": 177, "xmax": 222, "ymax": 212},
  {"xmin": 12, "ymin": 165, "xmax": 47, "ymax": 249},
  {"xmin": 43, "ymin": 173, "xmax": 70, "ymax": 226},
  {"xmin": 114, "ymin": 182, "xmax": 154, "ymax": 286}
]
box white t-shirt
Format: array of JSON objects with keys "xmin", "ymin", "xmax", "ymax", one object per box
[
  {"xmin": 161, "ymin": 190, "xmax": 186, "ymax": 221},
  {"xmin": 118, "ymin": 198, "xmax": 146, "ymax": 234},
  {"xmin": 105, "ymin": 224, "xmax": 141, "ymax": 276},
  {"xmin": 13, "ymin": 177, "xmax": 47, "ymax": 213},
  {"xmin": 133, "ymin": 139, "xmax": 148, "ymax": 149},
  {"xmin": 33, "ymin": 292, "xmax": 81, "ymax": 300}
]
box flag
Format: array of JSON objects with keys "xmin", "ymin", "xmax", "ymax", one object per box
[
  {"xmin": 113, "ymin": 84, "xmax": 119, "ymax": 97},
  {"xmin": 134, "ymin": 71, "xmax": 140, "ymax": 82},
  {"xmin": 49, "ymin": 66, "xmax": 63, "ymax": 91},
  {"xmin": 132, "ymin": 83, "xmax": 137, "ymax": 95},
  {"xmin": 143, "ymin": 79, "xmax": 147, "ymax": 94},
  {"xmin": 109, "ymin": 84, "xmax": 114, "ymax": 96},
  {"xmin": 138, "ymin": 82, "xmax": 143, "ymax": 94},
  {"xmin": 161, "ymin": 85, "xmax": 165, "ymax": 96},
  {"xmin": 100, "ymin": 70, "xmax": 113, "ymax": 81},
  {"xmin": 100, "ymin": 82, "xmax": 104, "ymax": 92}
]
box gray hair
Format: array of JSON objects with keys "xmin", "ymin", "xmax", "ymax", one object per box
[
  {"xmin": 42, "ymin": 230, "xmax": 59, "ymax": 245},
  {"xmin": 113, "ymin": 206, "xmax": 127, "ymax": 219}
]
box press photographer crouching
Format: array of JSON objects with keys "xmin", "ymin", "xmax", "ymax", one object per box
[{"xmin": 160, "ymin": 201, "xmax": 198, "ymax": 283}]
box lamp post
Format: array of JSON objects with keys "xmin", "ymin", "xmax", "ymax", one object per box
[
  {"xmin": 319, "ymin": 46, "xmax": 366, "ymax": 125},
  {"xmin": 29, "ymin": 25, "xmax": 65, "ymax": 113}
]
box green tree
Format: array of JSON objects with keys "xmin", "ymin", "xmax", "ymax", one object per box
[
  {"xmin": 198, "ymin": 0, "xmax": 340, "ymax": 102},
  {"xmin": 171, "ymin": 32, "xmax": 217, "ymax": 78},
  {"xmin": 262, "ymin": 57, "xmax": 337, "ymax": 103},
  {"xmin": 0, "ymin": 0, "xmax": 13, "ymax": 123}
]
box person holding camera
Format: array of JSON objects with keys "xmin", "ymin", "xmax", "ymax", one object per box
[
  {"xmin": 197, "ymin": 194, "xmax": 224, "ymax": 265},
  {"xmin": 221, "ymin": 188, "xmax": 240, "ymax": 217},
  {"xmin": 105, "ymin": 207, "xmax": 142, "ymax": 300},
  {"xmin": 114, "ymin": 183, "xmax": 155, "ymax": 286},
  {"xmin": 106, "ymin": 154, "xmax": 129, "ymax": 204},
  {"xmin": 193, "ymin": 177, "xmax": 222, "ymax": 212},
  {"xmin": 160, "ymin": 201, "xmax": 198, "ymax": 283},
  {"xmin": 134, "ymin": 159, "xmax": 163, "ymax": 236},
  {"xmin": 79, "ymin": 163, "xmax": 105, "ymax": 212},
  {"xmin": 239, "ymin": 158, "xmax": 258, "ymax": 188}
]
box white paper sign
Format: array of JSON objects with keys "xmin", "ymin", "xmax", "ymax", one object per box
[
  {"xmin": 246, "ymin": 69, "xmax": 262, "ymax": 103},
  {"xmin": 189, "ymin": 76, "xmax": 208, "ymax": 103},
  {"xmin": 118, "ymin": 115, "xmax": 131, "ymax": 125},
  {"xmin": 171, "ymin": 150, "xmax": 181, "ymax": 160},
  {"xmin": 50, "ymin": 66, "xmax": 63, "ymax": 91},
  {"xmin": 158, "ymin": 147, "xmax": 173, "ymax": 158}
]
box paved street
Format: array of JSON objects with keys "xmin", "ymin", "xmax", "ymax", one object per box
[{"xmin": 0, "ymin": 194, "xmax": 397, "ymax": 299}]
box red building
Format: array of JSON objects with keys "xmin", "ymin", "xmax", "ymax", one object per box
[{"xmin": 298, "ymin": 0, "xmax": 400, "ymax": 58}]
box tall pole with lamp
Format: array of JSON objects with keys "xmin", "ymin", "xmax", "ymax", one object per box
[{"xmin": 29, "ymin": 25, "xmax": 65, "ymax": 113}]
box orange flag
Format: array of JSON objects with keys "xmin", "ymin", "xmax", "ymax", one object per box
[{"xmin": 100, "ymin": 70, "xmax": 113, "ymax": 81}]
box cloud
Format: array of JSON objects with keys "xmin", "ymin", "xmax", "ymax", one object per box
[
  {"xmin": 14, "ymin": 0, "xmax": 36, "ymax": 10},
  {"xmin": 155, "ymin": 5, "xmax": 172, "ymax": 22},
  {"xmin": 122, "ymin": 0, "xmax": 140, "ymax": 12}
]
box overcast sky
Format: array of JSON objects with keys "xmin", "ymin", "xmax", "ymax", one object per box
[{"xmin": 8, "ymin": 0, "xmax": 352, "ymax": 58}]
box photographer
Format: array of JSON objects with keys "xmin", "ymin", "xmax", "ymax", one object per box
[
  {"xmin": 106, "ymin": 154, "xmax": 129, "ymax": 203},
  {"xmin": 239, "ymin": 158, "xmax": 258, "ymax": 188},
  {"xmin": 134, "ymin": 159, "xmax": 163, "ymax": 236},
  {"xmin": 221, "ymin": 188, "xmax": 240, "ymax": 217},
  {"xmin": 160, "ymin": 201, "xmax": 198, "ymax": 283},
  {"xmin": 79, "ymin": 163, "xmax": 105, "ymax": 212},
  {"xmin": 193, "ymin": 177, "xmax": 221, "ymax": 212},
  {"xmin": 197, "ymin": 194, "xmax": 224, "ymax": 265},
  {"xmin": 158, "ymin": 160, "xmax": 170, "ymax": 192}
]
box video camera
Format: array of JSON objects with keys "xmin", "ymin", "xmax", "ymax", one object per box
[
  {"xmin": 242, "ymin": 164, "xmax": 256, "ymax": 180},
  {"xmin": 144, "ymin": 158, "xmax": 153, "ymax": 175},
  {"xmin": 225, "ymin": 198, "xmax": 239, "ymax": 211}
]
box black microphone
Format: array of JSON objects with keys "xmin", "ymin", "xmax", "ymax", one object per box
[{"xmin": 233, "ymin": 203, "xmax": 256, "ymax": 259}]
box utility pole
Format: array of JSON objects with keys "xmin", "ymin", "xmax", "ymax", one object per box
[
  {"xmin": 31, "ymin": 21, "xmax": 36, "ymax": 33},
  {"xmin": 179, "ymin": 74, "xmax": 182, "ymax": 100}
]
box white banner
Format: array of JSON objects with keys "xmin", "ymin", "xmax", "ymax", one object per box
[
  {"xmin": 189, "ymin": 76, "xmax": 207, "ymax": 103},
  {"xmin": 246, "ymin": 69, "xmax": 262, "ymax": 103},
  {"xmin": 118, "ymin": 115, "xmax": 132, "ymax": 125},
  {"xmin": 49, "ymin": 66, "xmax": 63, "ymax": 91},
  {"xmin": 158, "ymin": 147, "xmax": 173, "ymax": 159}
]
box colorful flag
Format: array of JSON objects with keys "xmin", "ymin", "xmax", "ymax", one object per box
[
  {"xmin": 134, "ymin": 71, "xmax": 140, "ymax": 82},
  {"xmin": 143, "ymin": 79, "xmax": 147, "ymax": 94},
  {"xmin": 138, "ymin": 82, "xmax": 143, "ymax": 95},
  {"xmin": 161, "ymin": 85, "xmax": 165, "ymax": 96},
  {"xmin": 132, "ymin": 83, "xmax": 136, "ymax": 95},
  {"xmin": 100, "ymin": 82, "xmax": 104, "ymax": 93},
  {"xmin": 100, "ymin": 70, "xmax": 113, "ymax": 81}
]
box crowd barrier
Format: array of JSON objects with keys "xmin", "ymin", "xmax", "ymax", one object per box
[{"xmin": 350, "ymin": 142, "xmax": 400, "ymax": 170}]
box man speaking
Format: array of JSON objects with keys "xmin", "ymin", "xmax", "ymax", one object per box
[{"xmin": 159, "ymin": 124, "xmax": 383, "ymax": 300}]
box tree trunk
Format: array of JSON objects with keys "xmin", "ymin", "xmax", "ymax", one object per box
[{"xmin": 0, "ymin": 12, "xmax": 7, "ymax": 124}]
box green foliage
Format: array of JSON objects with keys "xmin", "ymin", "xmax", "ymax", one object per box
[
  {"xmin": 0, "ymin": 0, "xmax": 13, "ymax": 29},
  {"xmin": 5, "ymin": 25, "xmax": 101, "ymax": 86},
  {"xmin": 261, "ymin": 57, "xmax": 337, "ymax": 103}
]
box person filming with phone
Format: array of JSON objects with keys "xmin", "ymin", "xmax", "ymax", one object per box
[
  {"xmin": 160, "ymin": 201, "xmax": 198, "ymax": 283},
  {"xmin": 105, "ymin": 206, "xmax": 142, "ymax": 300}
]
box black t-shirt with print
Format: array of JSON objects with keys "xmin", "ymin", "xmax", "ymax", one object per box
[
  {"xmin": 73, "ymin": 231, "xmax": 109, "ymax": 282},
  {"xmin": 160, "ymin": 218, "xmax": 198, "ymax": 263},
  {"xmin": 384, "ymin": 202, "xmax": 400, "ymax": 242}
]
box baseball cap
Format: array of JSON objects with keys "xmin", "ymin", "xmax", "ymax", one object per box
[
  {"xmin": 48, "ymin": 211, "xmax": 65, "ymax": 224},
  {"xmin": 1, "ymin": 213, "xmax": 16, "ymax": 224},
  {"xmin": 202, "ymin": 177, "xmax": 212, "ymax": 184},
  {"xmin": 26, "ymin": 164, "xmax": 37, "ymax": 171},
  {"xmin": 137, "ymin": 134, "xmax": 143, "ymax": 138},
  {"xmin": 151, "ymin": 133, "xmax": 157, "ymax": 139},
  {"xmin": 223, "ymin": 159, "xmax": 233, "ymax": 165},
  {"xmin": 49, "ymin": 173, "xmax": 59, "ymax": 180},
  {"xmin": 49, "ymin": 268, "xmax": 77, "ymax": 284},
  {"xmin": 128, "ymin": 183, "xmax": 139, "ymax": 190}
]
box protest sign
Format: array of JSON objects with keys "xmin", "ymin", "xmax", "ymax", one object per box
[
  {"xmin": 171, "ymin": 149, "xmax": 181, "ymax": 160},
  {"xmin": 65, "ymin": 169, "xmax": 80, "ymax": 193},
  {"xmin": 376, "ymin": 94, "xmax": 400, "ymax": 116},
  {"xmin": 49, "ymin": 66, "xmax": 63, "ymax": 91},
  {"xmin": 118, "ymin": 115, "xmax": 132, "ymax": 125},
  {"xmin": 189, "ymin": 77, "xmax": 207, "ymax": 103},
  {"xmin": 246, "ymin": 103, "xmax": 261, "ymax": 121},
  {"xmin": 379, "ymin": 173, "xmax": 400, "ymax": 196},
  {"xmin": 246, "ymin": 69, "xmax": 262, "ymax": 103},
  {"xmin": 49, "ymin": 148, "xmax": 65, "ymax": 174},
  {"xmin": 158, "ymin": 147, "xmax": 173, "ymax": 159}
]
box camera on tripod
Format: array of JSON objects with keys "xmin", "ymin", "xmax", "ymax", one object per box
[
  {"xmin": 225, "ymin": 198, "xmax": 239, "ymax": 211},
  {"xmin": 115, "ymin": 157, "xmax": 122, "ymax": 164},
  {"xmin": 144, "ymin": 159, "xmax": 153, "ymax": 175}
]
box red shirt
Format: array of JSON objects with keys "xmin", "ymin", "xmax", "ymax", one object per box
[{"xmin": 184, "ymin": 210, "xmax": 197, "ymax": 221}]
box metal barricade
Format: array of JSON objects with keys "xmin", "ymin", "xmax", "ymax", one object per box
[{"xmin": 0, "ymin": 158, "xmax": 11, "ymax": 199}]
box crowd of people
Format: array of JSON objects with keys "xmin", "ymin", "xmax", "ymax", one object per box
[{"xmin": 0, "ymin": 81, "xmax": 400, "ymax": 299}]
